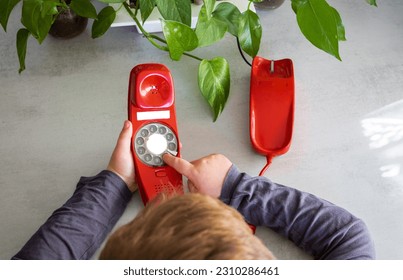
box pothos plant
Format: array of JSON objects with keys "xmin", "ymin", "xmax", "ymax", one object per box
[{"xmin": 0, "ymin": 0, "xmax": 377, "ymax": 121}]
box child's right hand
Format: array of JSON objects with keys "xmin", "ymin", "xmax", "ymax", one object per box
[{"xmin": 163, "ymin": 153, "xmax": 232, "ymax": 198}]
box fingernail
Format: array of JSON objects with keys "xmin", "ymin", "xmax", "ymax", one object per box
[
  {"xmin": 164, "ymin": 151, "xmax": 177, "ymax": 157},
  {"xmin": 162, "ymin": 153, "xmax": 172, "ymax": 161},
  {"xmin": 123, "ymin": 120, "xmax": 130, "ymax": 129}
]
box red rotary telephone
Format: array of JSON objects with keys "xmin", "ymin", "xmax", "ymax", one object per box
[{"xmin": 128, "ymin": 63, "xmax": 183, "ymax": 204}]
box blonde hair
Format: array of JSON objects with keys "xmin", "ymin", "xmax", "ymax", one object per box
[{"xmin": 100, "ymin": 193, "xmax": 275, "ymax": 259}]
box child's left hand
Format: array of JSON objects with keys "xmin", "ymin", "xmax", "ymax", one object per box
[{"xmin": 107, "ymin": 120, "xmax": 137, "ymax": 192}]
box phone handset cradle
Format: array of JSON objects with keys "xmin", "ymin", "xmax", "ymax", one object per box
[{"xmin": 250, "ymin": 56, "xmax": 295, "ymax": 176}]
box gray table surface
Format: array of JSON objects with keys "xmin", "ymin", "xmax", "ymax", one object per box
[{"xmin": 1, "ymin": 1, "xmax": 402, "ymax": 259}]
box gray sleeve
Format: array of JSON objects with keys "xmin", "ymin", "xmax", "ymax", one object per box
[
  {"xmin": 219, "ymin": 165, "xmax": 375, "ymax": 260},
  {"xmin": 12, "ymin": 170, "xmax": 132, "ymax": 260}
]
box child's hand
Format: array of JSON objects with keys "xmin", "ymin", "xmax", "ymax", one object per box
[
  {"xmin": 163, "ymin": 153, "xmax": 232, "ymax": 198},
  {"xmin": 107, "ymin": 120, "xmax": 137, "ymax": 192}
]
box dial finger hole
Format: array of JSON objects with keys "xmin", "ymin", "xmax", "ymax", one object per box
[
  {"xmin": 166, "ymin": 133, "xmax": 174, "ymax": 141},
  {"xmin": 168, "ymin": 142, "xmax": 176, "ymax": 151},
  {"xmin": 137, "ymin": 147, "xmax": 146, "ymax": 155},
  {"xmin": 144, "ymin": 154, "xmax": 152, "ymax": 162},
  {"xmin": 149, "ymin": 125, "xmax": 157, "ymax": 133},
  {"xmin": 140, "ymin": 129, "xmax": 149, "ymax": 137},
  {"xmin": 136, "ymin": 137, "xmax": 144, "ymax": 145},
  {"xmin": 153, "ymin": 157, "xmax": 163, "ymax": 165}
]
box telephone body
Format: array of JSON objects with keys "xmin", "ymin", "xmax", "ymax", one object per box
[{"xmin": 128, "ymin": 63, "xmax": 183, "ymax": 204}]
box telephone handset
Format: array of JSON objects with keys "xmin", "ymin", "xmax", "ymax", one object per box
[
  {"xmin": 250, "ymin": 56, "xmax": 295, "ymax": 176},
  {"xmin": 128, "ymin": 63, "xmax": 183, "ymax": 204}
]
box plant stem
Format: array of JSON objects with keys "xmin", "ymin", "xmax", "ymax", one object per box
[
  {"xmin": 134, "ymin": 0, "xmax": 139, "ymax": 17},
  {"xmin": 123, "ymin": 2, "xmax": 204, "ymax": 61},
  {"xmin": 236, "ymin": 37, "xmax": 252, "ymax": 66},
  {"xmin": 123, "ymin": 3, "xmax": 168, "ymax": 51},
  {"xmin": 151, "ymin": 33, "xmax": 202, "ymax": 61},
  {"xmin": 183, "ymin": 52, "xmax": 203, "ymax": 61},
  {"xmin": 149, "ymin": 34, "xmax": 167, "ymax": 44},
  {"xmin": 247, "ymin": 0, "xmax": 252, "ymax": 10}
]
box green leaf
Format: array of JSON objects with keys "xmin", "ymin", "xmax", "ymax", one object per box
[
  {"xmin": 92, "ymin": 6, "xmax": 116, "ymax": 38},
  {"xmin": 96, "ymin": 0, "xmax": 126, "ymax": 3},
  {"xmin": 291, "ymin": 0, "xmax": 303, "ymax": 14},
  {"xmin": 198, "ymin": 57, "xmax": 230, "ymax": 121},
  {"xmin": 155, "ymin": 0, "xmax": 191, "ymax": 26},
  {"xmin": 366, "ymin": 0, "xmax": 377, "ymax": 6},
  {"xmin": 41, "ymin": 1, "xmax": 59, "ymax": 18},
  {"xmin": 296, "ymin": 0, "xmax": 341, "ymax": 60},
  {"xmin": 139, "ymin": 0, "xmax": 156, "ymax": 23},
  {"xmin": 16, "ymin": 28, "xmax": 30, "ymax": 73},
  {"xmin": 331, "ymin": 6, "xmax": 345, "ymax": 41},
  {"xmin": 37, "ymin": 10, "xmax": 53, "ymax": 43},
  {"xmin": 162, "ymin": 19, "xmax": 198, "ymax": 60},
  {"xmin": 195, "ymin": 6, "xmax": 227, "ymax": 47},
  {"xmin": 204, "ymin": 0, "xmax": 215, "ymax": 20},
  {"xmin": 21, "ymin": 0, "xmax": 41, "ymax": 38},
  {"xmin": 238, "ymin": 9, "xmax": 261, "ymax": 58},
  {"xmin": 213, "ymin": 2, "xmax": 241, "ymax": 37},
  {"xmin": 0, "ymin": 0, "xmax": 21, "ymax": 31},
  {"xmin": 69, "ymin": 0, "xmax": 97, "ymax": 19},
  {"xmin": 21, "ymin": 0, "xmax": 52, "ymax": 43}
]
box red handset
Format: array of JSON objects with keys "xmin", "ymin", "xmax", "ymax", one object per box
[
  {"xmin": 250, "ymin": 56, "xmax": 295, "ymax": 176},
  {"xmin": 128, "ymin": 63, "xmax": 183, "ymax": 204}
]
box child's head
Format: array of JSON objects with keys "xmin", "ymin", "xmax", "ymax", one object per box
[{"xmin": 100, "ymin": 193, "xmax": 275, "ymax": 259}]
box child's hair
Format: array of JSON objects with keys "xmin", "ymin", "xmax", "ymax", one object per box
[{"xmin": 100, "ymin": 193, "xmax": 275, "ymax": 259}]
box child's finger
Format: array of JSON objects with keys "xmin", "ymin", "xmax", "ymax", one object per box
[
  {"xmin": 187, "ymin": 180, "xmax": 198, "ymax": 193},
  {"xmin": 116, "ymin": 120, "xmax": 132, "ymax": 151},
  {"xmin": 163, "ymin": 153, "xmax": 194, "ymax": 178}
]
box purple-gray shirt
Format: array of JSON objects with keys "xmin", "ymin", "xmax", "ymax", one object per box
[
  {"xmin": 12, "ymin": 166, "xmax": 375, "ymax": 259},
  {"xmin": 221, "ymin": 165, "xmax": 375, "ymax": 259}
]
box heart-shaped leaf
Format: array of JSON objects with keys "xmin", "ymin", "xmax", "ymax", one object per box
[
  {"xmin": 295, "ymin": 0, "xmax": 341, "ymax": 60},
  {"xmin": 162, "ymin": 19, "xmax": 198, "ymax": 60},
  {"xmin": 92, "ymin": 6, "xmax": 116, "ymax": 38},
  {"xmin": 195, "ymin": 6, "xmax": 227, "ymax": 47},
  {"xmin": 213, "ymin": 2, "xmax": 241, "ymax": 37},
  {"xmin": 238, "ymin": 9, "xmax": 262, "ymax": 58},
  {"xmin": 69, "ymin": 0, "xmax": 97, "ymax": 19},
  {"xmin": 198, "ymin": 57, "xmax": 230, "ymax": 121},
  {"xmin": 21, "ymin": 0, "xmax": 52, "ymax": 44},
  {"xmin": 155, "ymin": 0, "xmax": 191, "ymax": 26}
]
